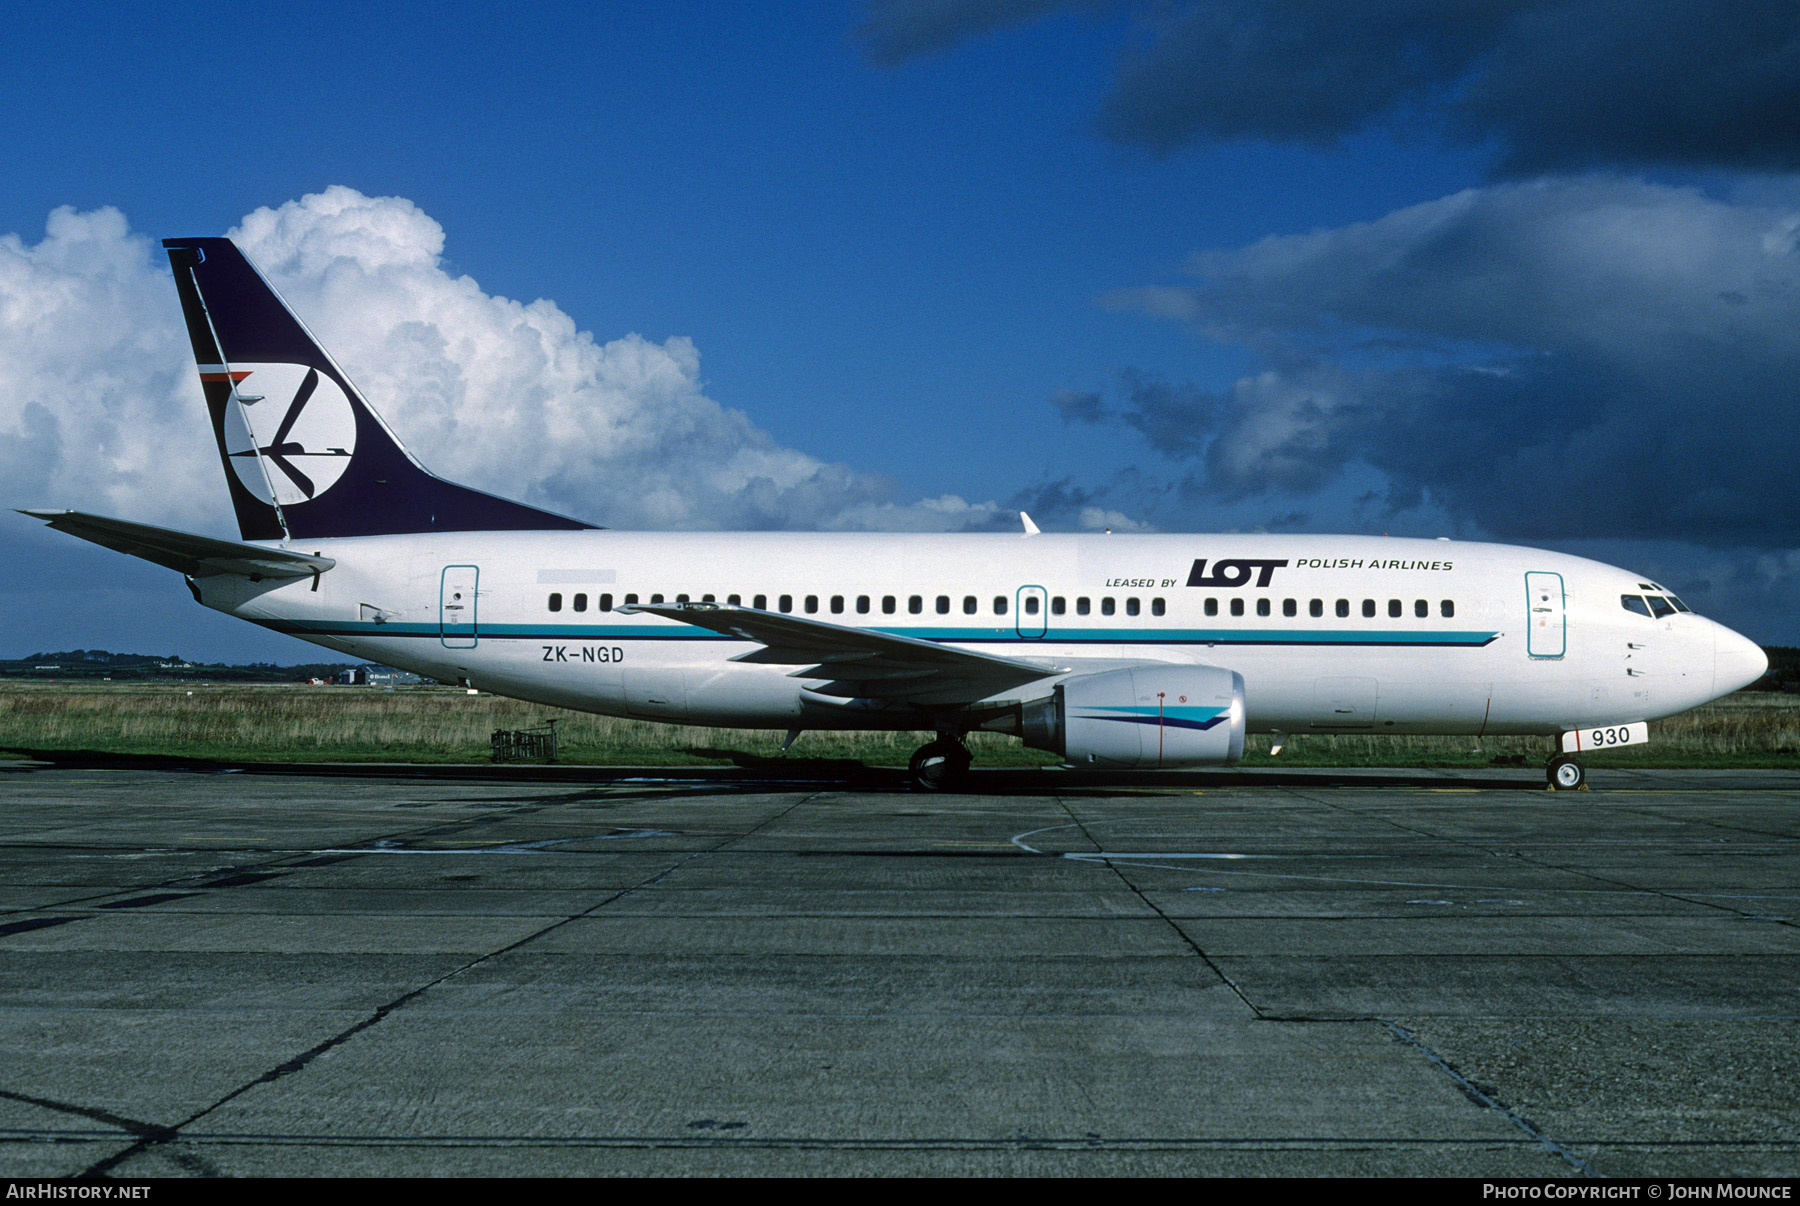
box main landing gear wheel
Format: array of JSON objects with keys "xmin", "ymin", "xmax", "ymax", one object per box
[
  {"xmin": 909, "ymin": 738, "xmax": 972, "ymax": 792},
  {"xmin": 1547, "ymin": 755, "xmax": 1586, "ymax": 791}
]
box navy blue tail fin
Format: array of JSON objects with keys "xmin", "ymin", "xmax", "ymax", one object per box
[{"xmin": 162, "ymin": 237, "xmax": 595, "ymax": 541}]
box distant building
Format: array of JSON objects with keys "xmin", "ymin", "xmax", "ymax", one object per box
[{"xmin": 339, "ymin": 665, "xmax": 425, "ymax": 687}]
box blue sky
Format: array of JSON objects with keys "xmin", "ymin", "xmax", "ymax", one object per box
[{"xmin": 3, "ymin": 0, "xmax": 1797, "ymax": 659}]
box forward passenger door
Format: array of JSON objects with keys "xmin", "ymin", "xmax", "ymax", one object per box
[{"xmin": 1526, "ymin": 572, "xmax": 1565, "ymax": 658}]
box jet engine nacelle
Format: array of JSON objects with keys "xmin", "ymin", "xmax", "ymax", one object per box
[{"xmin": 1020, "ymin": 665, "xmax": 1246, "ymax": 768}]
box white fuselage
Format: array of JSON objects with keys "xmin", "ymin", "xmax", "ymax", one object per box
[{"xmin": 193, "ymin": 530, "xmax": 1765, "ymax": 738}]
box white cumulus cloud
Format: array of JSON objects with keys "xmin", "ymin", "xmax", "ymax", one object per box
[
  {"xmin": 0, "ymin": 205, "xmax": 211, "ymax": 528},
  {"xmin": 3, "ymin": 187, "xmax": 1000, "ymax": 536}
]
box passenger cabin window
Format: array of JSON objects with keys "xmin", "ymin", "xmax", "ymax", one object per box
[
  {"xmin": 1229, "ymin": 598, "xmax": 1244, "ymax": 617},
  {"xmin": 857, "ymin": 596, "xmax": 870, "ymax": 614},
  {"xmin": 1256, "ymin": 599, "xmax": 1270, "ymax": 617},
  {"xmin": 1152, "ymin": 598, "xmax": 1166, "ymax": 617},
  {"xmin": 1336, "ymin": 599, "xmax": 1350, "ymax": 618},
  {"xmin": 1440, "ymin": 600, "xmax": 1454, "ymax": 618},
  {"xmin": 994, "ymin": 596, "xmax": 1008, "ymax": 615},
  {"xmin": 548, "ymin": 592, "xmax": 563, "ymax": 612},
  {"xmin": 882, "ymin": 596, "xmax": 896, "ymax": 614},
  {"xmin": 1101, "ymin": 598, "xmax": 1115, "ymax": 616},
  {"xmin": 779, "ymin": 595, "xmax": 793, "ymax": 613},
  {"xmin": 829, "ymin": 595, "xmax": 843, "ymax": 614},
  {"xmin": 1024, "ymin": 596, "xmax": 1040, "ymax": 615},
  {"xmin": 1414, "ymin": 599, "xmax": 1427, "ymax": 618},
  {"xmin": 1388, "ymin": 599, "xmax": 1402, "ymax": 618},
  {"xmin": 963, "ymin": 596, "xmax": 977, "ymax": 615},
  {"xmin": 1283, "ymin": 599, "xmax": 1296, "ymax": 617},
  {"xmin": 752, "ymin": 594, "xmax": 765, "ymax": 609},
  {"xmin": 573, "ymin": 593, "xmax": 588, "ymax": 612},
  {"xmin": 1126, "ymin": 598, "xmax": 1140, "ymax": 617},
  {"xmin": 908, "ymin": 596, "xmax": 922, "ymax": 614},
  {"xmin": 624, "ymin": 593, "xmax": 638, "ymax": 606},
  {"xmin": 936, "ymin": 595, "xmax": 950, "ymax": 615},
  {"xmin": 1311, "ymin": 599, "xmax": 1323, "ymax": 618},
  {"xmin": 600, "ymin": 594, "xmax": 613, "ymax": 612},
  {"xmin": 1052, "ymin": 597, "xmax": 1066, "ymax": 615},
  {"xmin": 1204, "ymin": 598, "xmax": 1218, "ymax": 617},
  {"xmin": 1076, "ymin": 597, "xmax": 1090, "ymax": 616},
  {"xmin": 805, "ymin": 595, "xmax": 819, "ymax": 614},
  {"xmin": 1362, "ymin": 599, "xmax": 1376, "ymax": 618},
  {"xmin": 650, "ymin": 593, "xmax": 664, "ymax": 604}
]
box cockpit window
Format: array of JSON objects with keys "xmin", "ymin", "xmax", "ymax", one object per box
[
  {"xmin": 1669, "ymin": 595, "xmax": 1691, "ymax": 613},
  {"xmin": 1647, "ymin": 595, "xmax": 1675, "ymax": 618},
  {"xmin": 1621, "ymin": 595, "xmax": 1652, "ymax": 617}
]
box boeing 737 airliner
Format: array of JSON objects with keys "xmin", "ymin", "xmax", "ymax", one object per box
[{"xmin": 23, "ymin": 238, "xmax": 1769, "ymax": 789}]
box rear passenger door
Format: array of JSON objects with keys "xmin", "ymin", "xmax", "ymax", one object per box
[{"xmin": 440, "ymin": 565, "xmax": 479, "ymax": 649}]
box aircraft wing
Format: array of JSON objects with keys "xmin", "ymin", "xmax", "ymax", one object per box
[
  {"xmin": 622, "ymin": 602, "xmax": 1066, "ymax": 707},
  {"xmin": 20, "ymin": 510, "xmax": 335, "ymax": 579}
]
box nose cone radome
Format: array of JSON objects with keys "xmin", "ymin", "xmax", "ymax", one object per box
[{"xmin": 1715, "ymin": 626, "xmax": 1769, "ymax": 696}]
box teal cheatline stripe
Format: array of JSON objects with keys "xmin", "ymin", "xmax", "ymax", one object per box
[
  {"xmin": 256, "ymin": 618, "xmax": 1500, "ymax": 648},
  {"xmin": 1032, "ymin": 628, "xmax": 1499, "ymax": 647}
]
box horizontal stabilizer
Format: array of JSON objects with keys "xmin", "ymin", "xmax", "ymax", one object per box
[{"xmin": 20, "ymin": 510, "xmax": 335, "ymax": 579}]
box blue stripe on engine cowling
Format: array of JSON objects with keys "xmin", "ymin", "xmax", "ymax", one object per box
[{"xmin": 1073, "ymin": 706, "xmax": 1231, "ymax": 731}]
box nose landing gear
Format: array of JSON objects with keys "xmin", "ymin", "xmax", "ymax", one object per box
[{"xmin": 1547, "ymin": 755, "xmax": 1586, "ymax": 791}]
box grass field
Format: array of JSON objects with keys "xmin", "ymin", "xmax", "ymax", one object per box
[{"xmin": 1, "ymin": 681, "xmax": 1794, "ymax": 769}]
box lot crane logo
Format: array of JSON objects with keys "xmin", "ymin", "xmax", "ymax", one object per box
[{"xmin": 219, "ymin": 363, "xmax": 357, "ymax": 505}]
